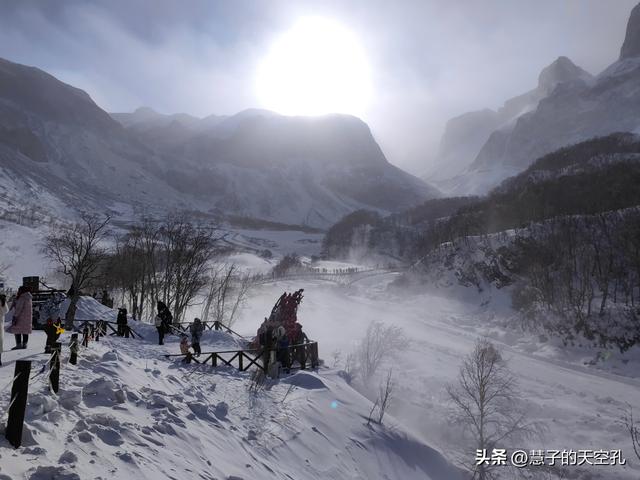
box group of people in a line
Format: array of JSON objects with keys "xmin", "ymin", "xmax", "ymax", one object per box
[
  {"xmin": 154, "ymin": 301, "xmax": 206, "ymax": 362},
  {"xmin": 256, "ymin": 317, "xmax": 309, "ymax": 373},
  {"xmin": 1, "ymin": 286, "xmax": 34, "ymax": 365}
]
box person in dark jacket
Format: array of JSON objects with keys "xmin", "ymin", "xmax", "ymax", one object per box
[
  {"xmin": 275, "ymin": 326, "xmax": 290, "ymax": 373},
  {"xmin": 0, "ymin": 293, "xmax": 7, "ymax": 365},
  {"xmin": 116, "ymin": 308, "xmax": 128, "ymax": 337},
  {"xmin": 155, "ymin": 311, "xmax": 165, "ymax": 345},
  {"xmin": 44, "ymin": 317, "xmax": 63, "ymax": 353},
  {"xmin": 189, "ymin": 317, "xmax": 204, "ymax": 357},
  {"xmin": 157, "ymin": 301, "xmax": 173, "ymax": 333}
]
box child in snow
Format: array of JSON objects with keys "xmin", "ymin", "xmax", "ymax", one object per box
[{"xmin": 180, "ymin": 335, "xmax": 192, "ymax": 363}]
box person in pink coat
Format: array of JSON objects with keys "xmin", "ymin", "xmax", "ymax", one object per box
[{"xmin": 9, "ymin": 286, "xmax": 33, "ymax": 350}]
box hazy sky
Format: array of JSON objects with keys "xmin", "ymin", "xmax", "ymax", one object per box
[{"xmin": 0, "ymin": 0, "xmax": 637, "ymax": 174}]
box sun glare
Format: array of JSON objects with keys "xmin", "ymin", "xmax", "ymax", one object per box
[{"xmin": 256, "ymin": 17, "xmax": 373, "ymax": 117}]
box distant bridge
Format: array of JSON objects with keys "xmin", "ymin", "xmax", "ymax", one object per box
[{"xmin": 251, "ymin": 267, "xmax": 406, "ymax": 287}]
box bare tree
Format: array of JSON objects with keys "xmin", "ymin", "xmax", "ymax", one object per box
[
  {"xmin": 357, "ymin": 321, "xmax": 406, "ymax": 384},
  {"xmin": 447, "ymin": 339, "xmax": 540, "ymax": 480},
  {"xmin": 43, "ymin": 214, "xmax": 111, "ymax": 329},
  {"xmin": 366, "ymin": 398, "xmax": 379, "ymax": 427},
  {"xmin": 621, "ymin": 404, "xmax": 640, "ymax": 463},
  {"xmin": 331, "ymin": 349, "xmax": 342, "ymax": 368},
  {"xmin": 103, "ymin": 215, "xmax": 220, "ymax": 323},
  {"xmin": 377, "ymin": 369, "xmax": 395, "ymax": 424},
  {"xmin": 201, "ymin": 263, "xmax": 251, "ymax": 327},
  {"xmin": 272, "ymin": 253, "xmax": 302, "ymax": 278},
  {"xmin": 159, "ymin": 217, "xmax": 218, "ymax": 322},
  {"xmin": 0, "ymin": 261, "xmax": 9, "ymax": 285},
  {"xmin": 105, "ymin": 229, "xmax": 147, "ymax": 319},
  {"xmin": 338, "ymin": 352, "xmax": 358, "ymax": 385}
]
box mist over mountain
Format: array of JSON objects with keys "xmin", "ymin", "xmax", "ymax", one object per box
[
  {"xmin": 0, "ymin": 57, "xmax": 437, "ymax": 228},
  {"xmin": 427, "ymin": 4, "xmax": 640, "ymax": 195}
]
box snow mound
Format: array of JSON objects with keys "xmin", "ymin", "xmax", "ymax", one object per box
[
  {"xmin": 281, "ymin": 371, "xmax": 327, "ymax": 390},
  {"xmin": 58, "ymin": 295, "xmax": 118, "ymax": 322}
]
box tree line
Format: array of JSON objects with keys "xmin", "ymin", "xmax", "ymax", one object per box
[{"xmin": 44, "ymin": 213, "xmax": 251, "ymax": 328}]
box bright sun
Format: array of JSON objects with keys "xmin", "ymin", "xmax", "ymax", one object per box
[{"xmin": 256, "ymin": 17, "xmax": 372, "ymax": 117}]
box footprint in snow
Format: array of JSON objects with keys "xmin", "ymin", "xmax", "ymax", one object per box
[{"xmin": 311, "ymin": 426, "xmax": 331, "ymax": 442}]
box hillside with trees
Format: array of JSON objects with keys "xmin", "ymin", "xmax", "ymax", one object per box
[{"xmin": 322, "ymin": 133, "xmax": 640, "ymax": 350}]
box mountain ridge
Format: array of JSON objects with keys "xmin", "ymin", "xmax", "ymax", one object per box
[
  {"xmin": 0, "ymin": 56, "xmax": 437, "ymax": 228},
  {"xmin": 427, "ymin": 1, "xmax": 640, "ymax": 196}
]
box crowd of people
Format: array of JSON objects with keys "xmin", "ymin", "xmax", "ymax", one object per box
[
  {"xmin": 254, "ymin": 289, "xmax": 310, "ymax": 373},
  {"xmin": 1, "ymin": 283, "xmax": 312, "ymax": 377}
]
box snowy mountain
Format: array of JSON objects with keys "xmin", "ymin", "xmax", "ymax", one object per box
[
  {"xmin": 428, "ymin": 2, "xmax": 640, "ymax": 195},
  {"xmin": 428, "ymin": 57, "xmax": 593, "ymax": 185},
  {"xmin": 0, "ymin": 55, "xmax": 437, "ymax": 229},
  {"xmin": 110, "ymin": 107, "xmax": 439, "ymax": 227}
]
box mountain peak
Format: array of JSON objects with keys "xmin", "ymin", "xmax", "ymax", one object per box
[
  {"xmin": 537, "ymin": 56, "xmax": 591, "ymax": 95},
  {"xmin": 134, "ymin": 106, "xmax": 159, "ymax": 116},
  {"xmin": 620, "ymin": 2, "xmax": 640, "ymax": 59}
]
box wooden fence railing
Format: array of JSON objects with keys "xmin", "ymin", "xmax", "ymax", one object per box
[
  {"xmin": 169, "ymin": 320, "xmax": 247, "ymax": 339},
  {"xmin": 164, "ymin": 341, "xmax": 319, "ymax": 374},
  {"xmin": 75, "ymin": 320, "xmax": 144, "ymax": 340}
]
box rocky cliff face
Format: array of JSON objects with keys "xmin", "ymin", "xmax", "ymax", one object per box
[
  {"xmin": 428, "ymin": 2, "xmax": 640, "ymax": 196},
  {"xmin": 620, "ymin": 2, "xmax": 640, "ymax": 59},
  {"xmin": 426, "ymin": 56, "xmax": 592, "ymax": 186}
]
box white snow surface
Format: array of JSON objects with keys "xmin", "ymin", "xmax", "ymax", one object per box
[
  {"xmin": 1, "ymin": 252, "xmax": 639, "ymax": 479},
  {"xmin": 234, "ymin": 277, "xmax": 640, "ymax": 480},
  {"xmin": 0, "ymin": 306, "xmax": 463, "ymax": 480}
]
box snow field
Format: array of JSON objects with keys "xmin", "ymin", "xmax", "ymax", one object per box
[{"xmin": 0, "ymin": 296, "xmax": 462, "ymax": 480}]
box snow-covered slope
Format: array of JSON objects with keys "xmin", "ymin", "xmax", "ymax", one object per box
[
  {"xmin": 0, "ymin": 297, "xmax": 465, "ymax": 480},
  {"xmin": 111, "ymin": 108, "xmax": 440, "ymax": 227},
  {"xmin": 428, "ymin": 2, "xmax": 640, "ymax": 195},
  {"xmin": 426, "ymin": 56, "xmax": 593, "ymax": 186},
  {"xmin": 0, "ymin": 55, "xmax": 438, "ymax": 229}
]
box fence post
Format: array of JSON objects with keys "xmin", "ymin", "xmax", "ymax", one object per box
[
  {"xmin": 311, "ymin": 343, "xmax": 319, "ymax": 369},
  {"xmin": 238, "ymin": 353, "xmax": 244, "ymax": 371},
  {"xmin": 300, "ymin": 345, "xmax": 307, "ymax": 370},
  {"xmin": 50, "ymin": 343, "xmax": 61, "ymax": 393},
  {"xmin": 69, "ymin": 333, "xmax": 78, "ymax": 365},
  {"xmin": 82, "ymin": 326, "xmax": 89, "ymax": 347},
  {"xmin": 5, "ymin": 360, "xmax": 31, "ymax": 448},
  {"xmin": 262, "ymin": 348, "xmax": 269, "ymax": 373}
]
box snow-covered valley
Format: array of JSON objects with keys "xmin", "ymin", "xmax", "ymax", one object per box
[{"xmin": 1, "ymin": 247, "xmax": 639, "ymax": 479}]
